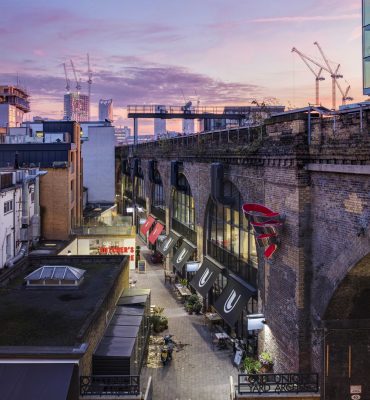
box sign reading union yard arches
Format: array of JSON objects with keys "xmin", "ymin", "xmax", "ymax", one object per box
[
  {"xmin": 157, "ymin": 230, "xmax": 181, "ymax": 256},
  {"xmin": 214, "ymin": 273, "xmax": 257, "ymax": 327},
  {"xmin": 242, "ymin": 203, "xmax": 284, "ymax": 258}
]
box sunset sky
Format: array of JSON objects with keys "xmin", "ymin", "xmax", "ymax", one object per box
[{"xmin": 0, "ymin": 0, "xmax": 364, "ymax": 131}]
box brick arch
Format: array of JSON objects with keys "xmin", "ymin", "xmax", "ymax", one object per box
[
  {"xmin": 156, "ymin": 161, "xmax": 171, "ymax": 209},
  {"xmin": 314, "ymin": 239, "xmax": 370, "ymax": 322},
  {"xmin": 323, "ymin": 250, "xmax": 370, "ymax": 320}
]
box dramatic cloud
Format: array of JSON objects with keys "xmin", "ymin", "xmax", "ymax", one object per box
[{"xmin": 0, "ymin": 61, "xmax": 262, "ymax": 119}]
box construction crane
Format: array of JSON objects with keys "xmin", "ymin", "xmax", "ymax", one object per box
[
  {"xmin": 63, "ymin": 63, "xmax": 71, "ymax": 93},
  {"xmin": 70, "ymin": 59, "xmax": 81, "ymax": 93},
  {"xmin": 87, "ymin": 53, "xmax": 92, "ymax": 120},
  {"xmin": 313, "ymin": 41, "xmax": 345, "ymax": 109},
  {"xmin": 291, "ymin": 47, "xmax": 325, "ymax": 105}
]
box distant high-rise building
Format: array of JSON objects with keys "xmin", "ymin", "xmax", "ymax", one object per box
[
  {"xmin": 154, "ymin": 105, "xmax": 166, "ymax": 139},
  {"xmin": 99, "ymin": 99, "xmax": 113, "ymax": 122},
  {"xmin": 182, "ymin": 119, "xmax": 194, "ymax": 135},
  {"xmin": 363, "ymin": 0, "xmax": 370, "ymax": 94},
  {"xmin": 64, "ymin": 93, "xmax": 89, "ymax": 122},
  {"xmin": 0, "ymin": 85, "xmax": 30, "ymax": 128},
  {"xmin": 115, "ymin": 126, "xmax": 131, "ymax": 145}
]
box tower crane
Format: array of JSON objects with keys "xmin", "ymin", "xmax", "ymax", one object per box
[
  {"xmin": 87, "ymin": 53, "xmax": 92, "ymax": 120},
  {"xmin": 313, "ymin": 41, "xmax": 344, "ymax": 109},
  {"xmin": 63, "ymin": 63, "xmax": 71, "ymax": 93},
  {"xmin": 291, "ymin": 47, "xmax": 325, "ymax": 105},
  {"xmin": 70, "ymin": 59, "xmax": 81, "ymax": 93}
]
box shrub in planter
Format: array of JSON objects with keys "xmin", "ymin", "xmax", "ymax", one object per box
[
  {"xmin": 186, "ymin": 303, "xmax": 193, "ymax": 314},
  {"xmin": 192, "ymin": 301, "xmax": 202, "ymax": 314},
  {"xmin": 187, "ymin": 294, "xmax": 199, "ymax": 306},
  {"xmin": 258, "ymin": 352, "xmax": 273, "ymax": 372},
  {"xmin": 243, "ymin": 357, "xmax": 261, "ymax": 374}
]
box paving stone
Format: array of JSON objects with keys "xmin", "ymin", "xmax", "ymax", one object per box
[{"xmin": 133, "ymin": 240, "xmax": 239, "ymax": 400}]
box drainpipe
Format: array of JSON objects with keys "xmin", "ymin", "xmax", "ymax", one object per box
[{"xmin": 32, "ymin": 172, "xmax": 47, "ymax": 246}]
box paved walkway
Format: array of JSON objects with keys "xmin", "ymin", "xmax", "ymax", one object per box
[{"xmin": 132, "ymin": 240, "xmax": 239, "ymax": 400}]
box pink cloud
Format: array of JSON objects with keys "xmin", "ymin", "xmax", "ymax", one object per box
[{"xmin": 251, "ymin": 13, "xmax": 360, "ymax": 23}]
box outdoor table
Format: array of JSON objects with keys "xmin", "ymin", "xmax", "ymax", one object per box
[{"xmin": 174, "ymin": 284, "xmax": 191, "ymax": 301}]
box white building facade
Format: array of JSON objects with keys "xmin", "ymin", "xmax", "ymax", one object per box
[
  {"xmin": 82, "ymin": 125, "xmax": 116, "ymax": 204},
  {"xmin": 0, "ymin": 170, "xmax": 40, "ymax": 269}
]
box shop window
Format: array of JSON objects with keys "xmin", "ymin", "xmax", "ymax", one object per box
[
  {"xmin": 171, "ymin": 173, "xmax": 196, "ymax": 243},
  {"xmin": 206, "ymin": 180, "xmax": 257, "ymax": 285}
]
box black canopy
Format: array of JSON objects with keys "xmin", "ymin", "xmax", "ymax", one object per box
[
  {"xmin": 214, "ymin": 273, "xmax": 257, "ymax": 327},
  {"xmin": 0, "ymin": 363, "xmax": 77, "ymax": 400},
  {"xmin": 157, "ymin": 230, "xmax": 181, "ymax": 256},
  {"xmin": 172, "ymin": 240, "xmax": 196, "ymax": 272},
  {"xmin": 190, "ymin": 256, "xmax": 223, "ymax": 297}
]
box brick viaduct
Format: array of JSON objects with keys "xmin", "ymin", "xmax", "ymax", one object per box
[{"xmin": 116, "ymin": 108, "xmax": 370, "ymax": 397}]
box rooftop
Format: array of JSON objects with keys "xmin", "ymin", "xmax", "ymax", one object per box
[{"xmin": 0, "ymin": 255, "xmax": 127, "ymax": 346}]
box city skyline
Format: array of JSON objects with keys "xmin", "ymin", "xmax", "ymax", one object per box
[{"xmin": 0, "ymin": 0, "xmax": 364, "ymax": 128}]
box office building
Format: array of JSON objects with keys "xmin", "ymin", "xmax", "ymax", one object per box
[
  {"xmin": 64, "ymin": 93, "xmax": 89, "ymax": 122},
  {"xmin": 0, "ymin": 85, "xmax": 30, "ymax": 128},
  {"xmin": 99, "ymin": 99, "xmax": 113, "ymax": 122}
]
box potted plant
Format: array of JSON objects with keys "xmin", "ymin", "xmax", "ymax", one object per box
[
  {"xmin": 179, "ymin": 278, "xmax": 188, "ymax": 287},
  {"xmin": 258, "ymin": 352, "xmax": 274, "ymax": 373},
  {"xmin": 243, "ymin": 357, "xmax": 261, "ymax": 375},
  {"xmin": 192, "ymin": 301, "xmax": 202, "ymax": 314},
  {"xmin": 186, "ymin": 303, "xmax": 193, "ymax": 314}
]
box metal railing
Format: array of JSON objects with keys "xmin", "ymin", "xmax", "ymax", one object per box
[
  {"xmin": 237, "ymin": 373, "xmax": 319, "ymax": 394},
  {"xmin": 151, "ymin": 206, "xmax": 165, "ymax": 222},
  {"xmin": 80, "ymin": 375, "xmax": 140, "ymax": 396},
  {"xmin": 72, "ymin": 225, "xmax": 133, "ymax": 236},
  {"xmin": 172, "ymin": 218, "xmax": 197, "ymax": 245}
]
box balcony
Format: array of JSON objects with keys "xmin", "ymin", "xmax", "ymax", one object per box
[
  {"xmin": 151, "ymin": 206, "xmax": 165, "ymax": 222},
  {"xmin": 207, "ymin": 240, "xmax": 257, "ymax": 287},
  {"xmin": 172, "ymin": 218, "xmax": 197, "ymax": 245}
]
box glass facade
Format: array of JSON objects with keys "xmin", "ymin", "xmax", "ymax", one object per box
[
  {"xmin": 135, "ymin": 176, "xmax": 146, "ymax": 209},
  {"xmin": 206, "ymin": 181, "xmax": 257, "ymax": 286},
  {"xmin": 172, "ymin": 174, "xmax": 195, "ymax": 231},
  {"xmin": 363, "ymin": 0, "xmax": 370, "ymax": 94},
  {"xmin": 151, "ymin": 171, "xmax": 166, "ymax": 221}
]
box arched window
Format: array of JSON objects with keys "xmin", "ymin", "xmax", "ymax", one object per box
[
  {"xmin": 172, "ymin": 174, "xmax": 196, "ymax": 244},
  {"xmin": 134, "ymin": 166, "xmax": 146, "ymax": 208},
  {"xmin": 206, "ymin": 181, "xmax": 257, "ymax": 286},
  {"xmin": 151, "ymin": 170, "xmax": 165, "ymax": 221}
]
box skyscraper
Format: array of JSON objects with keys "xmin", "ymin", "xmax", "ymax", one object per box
[
  {"xmin": 99, "ymin": 99, "xmax": 113, "ymax": 122},
  {"xmin": 64, "ymin": 93, "xmax": 89, "ymax": 122}
]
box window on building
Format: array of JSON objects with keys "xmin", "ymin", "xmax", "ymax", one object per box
[
  {"xmin": 152, "ymin": 171, "xmax": 165, "ymax": 209},
  {"xmin": 6, "ymin": 234, "xmax": 12, "ymax": 259},
  {"xmin": 172, "ymin": 174, "xmax": 195, "ymax": 231},
  {"xmin": 171, "ymin": 173, "xmax": 196, "ymax": 244},
  {"xmin": 4, "ymin": 200, "xmax": 13, "ymax": 214},
  {"xmin": 206, "ymin": 180, "xmax": 257, "ymax": 285}
]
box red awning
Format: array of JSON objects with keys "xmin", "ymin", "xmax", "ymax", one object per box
[
  {"xmin": 140, "ymin": 215, "xmax": 156, "ymax": 235},
  {"xmin": 148, "ymin": 222, "xmax": 164, "ymax": 244}
]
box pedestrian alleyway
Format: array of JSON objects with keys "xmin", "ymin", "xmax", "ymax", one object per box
[{"xmin": 132, "ymin": 240, "xmax": 239, "ymax": 400}]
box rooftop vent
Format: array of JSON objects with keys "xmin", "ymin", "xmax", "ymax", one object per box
[{"xmin": 24, "ymin": 265, "xmax": 86, "ymax": 288}]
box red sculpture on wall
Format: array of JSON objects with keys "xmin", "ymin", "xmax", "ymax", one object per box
[{"xmin": 242, "ymin": 203, "xmax": 284, "ymax": 258}]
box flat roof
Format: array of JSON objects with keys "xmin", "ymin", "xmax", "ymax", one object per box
[{"xmin": 0, "ymin": 256, "xmax": 127, "ymax": 346}]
